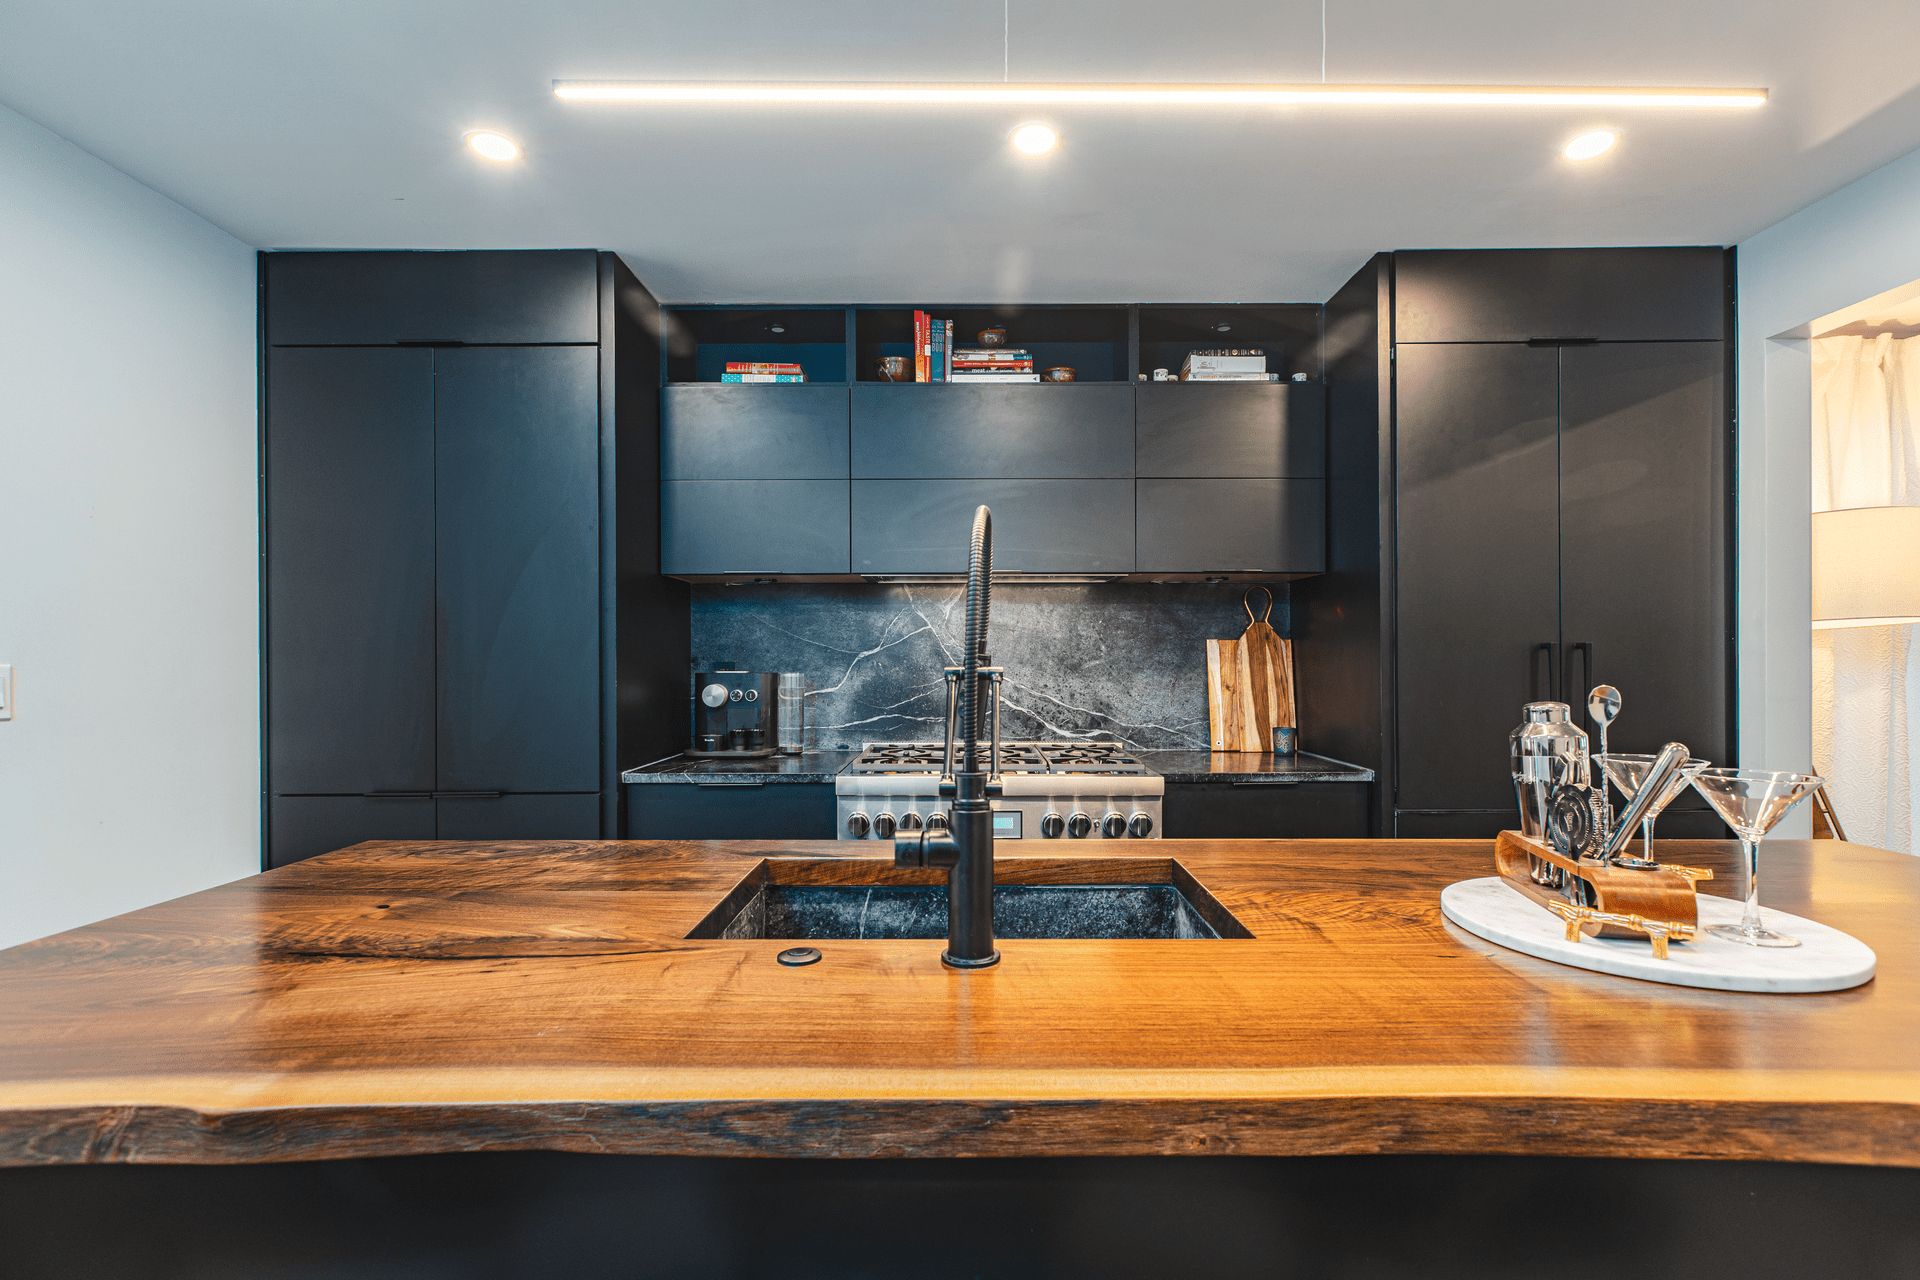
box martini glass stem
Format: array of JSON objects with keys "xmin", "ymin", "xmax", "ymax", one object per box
[{"xmin": 1739, "ymin": 836, "xmax": 1764, "ymax": 934}]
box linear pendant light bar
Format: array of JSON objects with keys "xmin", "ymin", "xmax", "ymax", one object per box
[{"xmin": 553, "ymin": 81, "xmax": 1767, "ymax": 108}]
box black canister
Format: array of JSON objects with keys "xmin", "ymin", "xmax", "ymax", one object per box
[
  {"xmin": 747, "ymin": 728, "xmax": 766, "ymax": 751},
  {"xmin": 698, "ymin": 734, "xmax": 720, "ymax": 752}
]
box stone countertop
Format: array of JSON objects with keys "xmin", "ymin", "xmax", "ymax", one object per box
[
  {"xmin": 622, "ymin": 749, "xmax": 1371, "ymax": 785},
  {"xmin": 1, "ymin": 837, "xmax": 1914, "ymax": 1167},
  {"xmin": 1138, "ymin": 751, "xmax": 1374, "ymax": 784},
  {"xmin": 621, "ymin": 751, "xmax": 861, "ymax": 784}
]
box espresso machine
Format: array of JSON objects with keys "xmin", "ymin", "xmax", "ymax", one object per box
[{"xmin": 690, "ymin": 670, "xmax": 779, "ymax": 758}]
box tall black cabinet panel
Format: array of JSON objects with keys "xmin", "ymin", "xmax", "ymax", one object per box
[
  {"xmin": 262, "ymin": 250, "xmax": 684, "ymax": 867},
  {"xmin": 265, "ymin": 348, "xmax": 436, "ymax": 795},
  {"xmin": 1560, "ymin": 342, "xmax": 1729, "ymax": 763},
  {"xmin": 1393, "ymin": 345, "xmax": 1560, "ymax": 815},
  {"xmin": 434, "ymin": 348, "xmax": 601, "ymax": 794},
  {"xmin": 1293, "ymin": 246, "xmax": 1734, "ymax": 839}
]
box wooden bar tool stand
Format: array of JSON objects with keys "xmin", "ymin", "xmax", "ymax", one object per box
[{"xmin": 1493, "ymin": 830, "xmax": 1712, "ymax": 958}]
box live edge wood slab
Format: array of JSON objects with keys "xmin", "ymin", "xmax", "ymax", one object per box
[{"xmin": 0, "ymin": 838, "xmax": 1915, "ymax": 1169}]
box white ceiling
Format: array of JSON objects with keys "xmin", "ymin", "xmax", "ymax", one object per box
[{"xmin": 5, "ymin": 1, "xmax": 1920, "ymax": 303}]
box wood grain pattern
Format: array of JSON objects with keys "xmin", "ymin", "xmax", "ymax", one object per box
[
  {"xmin": 0, "ymin": 836, "xmax": 1915, "ymax": 1168},
  {"xmin": 1494, "ymin": 829, "xmax": 1700, "ymax": 939},
  {"xmin": 1209, "ymin": 591, "xmax": 1296, "ymax": 750},
  {"xmin": 1205, "ymin": 637, "xmax": 1256, "ymax": 750}
]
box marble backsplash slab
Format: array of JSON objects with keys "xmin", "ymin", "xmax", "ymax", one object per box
[{"xmin": 689, "ymin": 583, "xmax": 1289, "ymax": 750}]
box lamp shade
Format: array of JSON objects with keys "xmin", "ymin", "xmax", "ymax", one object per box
[{"xmin": 1811, "ymin": 506, "xmax": 1920, "ymax": 628}]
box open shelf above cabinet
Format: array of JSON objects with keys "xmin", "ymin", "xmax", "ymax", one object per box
[{"xmin": 663, "ymin": 306, "xmax": 848, "ymax": 385}]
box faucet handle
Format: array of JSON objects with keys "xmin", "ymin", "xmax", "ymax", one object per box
[{"xmin": 894, "ymin": 828, "xmax": 960, "ymax": 869}]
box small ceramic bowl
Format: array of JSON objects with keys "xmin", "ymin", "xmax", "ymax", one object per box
[
  {"xmin": 976, "ymin": 328, "xmax": 1008, "ymax": 347},
  {"xmin": 1043, "ymin": 367, "xmax": 1076, "ymax": 382},
  {"xmin": 877, "ymin": 356, "xmax": 914, "ymax": 382}
]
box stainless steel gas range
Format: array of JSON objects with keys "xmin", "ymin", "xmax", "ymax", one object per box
[{"xmin": 834, "ymin": 741, "xmax": 1163, "ymax": 842}]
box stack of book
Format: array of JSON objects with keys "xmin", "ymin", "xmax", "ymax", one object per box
[
  {"xmin": 950, "ymin": 347, "xmax": 1038, "ymax": 382},
  {"xmin": 722, "ymin": 361, "xmax": 807, "ymax": 383},
  {"xmin": 913, "ymin": 311, "xmax": 954, "ymax": 381},
  {"xmin": 1179, "ymin": 349, "xmax": 1279, "ymax": 382}
]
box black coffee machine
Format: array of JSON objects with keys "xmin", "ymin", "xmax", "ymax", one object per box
[{"xmin": 690, "ymin": 670, "xmax": 779, "ymax": 758}]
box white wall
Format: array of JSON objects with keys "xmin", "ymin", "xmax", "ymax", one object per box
[
  {"xmin": 0, "ymin": 103, "xmax": 259, "ymax": 947},
  {"xmin": 1738, "ymin": 142, "xmax": 1920, "ymax": 836}
]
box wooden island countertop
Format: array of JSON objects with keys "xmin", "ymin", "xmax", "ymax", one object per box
[{"xmin": 1, "ymin": 837, "xmax": 1916, "ymax": 1168}]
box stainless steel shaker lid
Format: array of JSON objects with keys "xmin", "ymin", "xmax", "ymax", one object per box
[{"xmin": 1522, "ymin": 701, "xmax": 1571, "ymax": 723}]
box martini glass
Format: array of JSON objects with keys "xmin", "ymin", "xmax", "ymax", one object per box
[
  {"xmin": 1688, "ymin": 768, "xmax": 1825, "ymax": 948},
  {"xmin": 1601, "ymin": 753, "xmax": 1710, "ymax": 867}
]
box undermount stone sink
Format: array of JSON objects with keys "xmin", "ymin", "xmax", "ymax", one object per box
[{"xmin": 686, "ymin": 860, "xmax": 1252, "ymax": 940}]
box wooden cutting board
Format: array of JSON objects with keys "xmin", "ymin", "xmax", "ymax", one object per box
[{"xmin": 1207, "ymin": 588, "xmax": 1296, "ymax": 752}]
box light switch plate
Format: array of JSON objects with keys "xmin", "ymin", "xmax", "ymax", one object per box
[{"xmin": 0, "ymin": 664, "xmax": 11, "ymax": 719}]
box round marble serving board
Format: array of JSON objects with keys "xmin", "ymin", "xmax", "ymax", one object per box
[{"xmin": 1440, "ymin": 876, "xmax": 1877, "ymax": 993}]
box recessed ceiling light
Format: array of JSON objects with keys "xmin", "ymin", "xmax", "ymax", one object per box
[
  {"xmin": 466, "ymin": 131, "xmax": 520, "ymax": 162},
  {"xmin": 555, "ymin": 80, "xmax": 1766, "ymax": 109},
  {"xmin": 1011, "ymin": 123, "xmax": 1058, "ymax": 154},
  {"xmin": 1562, "ymin": 128, "xmax": 1619, "ymax": 160}
]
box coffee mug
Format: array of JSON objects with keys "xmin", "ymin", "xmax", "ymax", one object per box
[
  {"xmin": 877, "ymin": 356, "xmax": 914, "ymax": 382},
  {"xmin": 1271, "ymin": 726, "xmax": 1297, "ymax": 756},
  {"xmin": 976, "ymin": 327, "xmax": 1008, "ymax": 347},
  {"xmin": 1043, "ymin": 367, "xmax": 1076, "ymax": 382}
]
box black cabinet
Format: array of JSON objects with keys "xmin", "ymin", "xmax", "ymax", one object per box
[
  {"xmin": 662, "ymin": 385, "xmax": 850, "ymax": 480},
  {"xmin": 1136, "ymin": 383, "xmax": 1325, "ymax": 478},
  {"xmin": 659, "ymin": 308, "xmax": 1333, "ymax": 583},
  {"xmin": 1394, "ymin": 248, "xmax": 1727, "ymax": 343},
  {"xmin": 1136, "ymin": 479, "xmax": 1324, "ymax": 574},
  {"xmin": 268, "ymin": 795, "xmax": 437, "ymax": 867},
  {"xmin": 434, "ymin": 347, "xmax": 601, "ymax": 793},
  {"xmin": 1393, "ymin": 344, "xmax": 1560, "ymax": 813},
  {"xmin": 851, "ymin": 384, "xmax": 1134, "ymax": 479},
  {"xmin": 436, "ymin": 793, "xmax": 602, "ymax": 841},
  {"xmin": 625, "ymin": 782, "xmax": 838, "ymax": 840},
  {"xmin": 265, "ymin": 348, "xmax": 436, "ymax": 796},
  {"xmin": 263, "ymin": 251, "xmax": 599, "ymax": 345},
  {"xmin": 263, "ymin": 251, "xmax": 684, "ymax": 867},
  {"xmin": 1163, "ymin": 781, "xmax": 1369, "ymax": 838},
  {"xmin": 1294, "ymin": 248, "xmax": 1733, "ymax": 838},
  {"xmin": 662, "ymin": 481, "xmax": 851, "ymax": 575},
  {"xmin": 851, "ymin": 479, "xmax": 1135, "ymax": 573}
]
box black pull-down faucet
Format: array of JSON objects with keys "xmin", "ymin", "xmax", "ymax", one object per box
[{"xmin": 892, "ymin": 505, "xmax": 1001, "ymax": 969}]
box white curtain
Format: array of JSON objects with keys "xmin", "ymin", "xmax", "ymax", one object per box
[{"xmin": 1811, "ymin": 333, "xmax": 1920, "ymax": 854}]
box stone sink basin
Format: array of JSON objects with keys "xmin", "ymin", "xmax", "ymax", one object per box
[{"xmin": 686, "ymin": 857, "xmax": 1253, "ymax": 940}]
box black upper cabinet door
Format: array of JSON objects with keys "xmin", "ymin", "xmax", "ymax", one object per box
[
  {"xmin": 1395, "ymin": 344, "xmax": 1560, "ymax": 812},
  {"xmin": 266, "ymin": 348, "xmax": 435, "ymax": 794},
  {"xmin": 850, "ymin": 479, "xmax": 1134, "ymax": 573},
  {"xmin": 265, "ymin": 251, "xmax": 599, "ymax": 346},
  {"xmin": 1560, "ymin": 343, "xmax": 1728, "ymax": 764},
  {"xmin": 434, "ymin": 347, "xmax": 600, "ymax": 792},
  {"xmin": 851, "ymin": 384, "xmax": 1134, "ymax": 478},
  {"xmin": 1136, "ymin": 383, "xmax": 1326, "ymax": 478},
  {"xmin": 661, "ymin": 480, "xmax": 851, "ymax": 575},
  {"xmin": 662, "ymin": 385, "xmax": 850, "ymax": 480},
  {"xmin": 1394, "ymin": 249, "xmax": 1726, "ymax": 343},
  {"xmin": 1136, "ymin": 479, "xmax": 1325, "ymax": 573}
]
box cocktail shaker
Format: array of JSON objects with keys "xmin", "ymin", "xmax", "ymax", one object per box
[{"xmin": 1510, "ymin": 702, "xmax": 1589, "ymax": 839}]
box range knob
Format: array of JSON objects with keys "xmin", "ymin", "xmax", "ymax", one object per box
[
  {"xmin": 1040, "ymin": 813, "xmax": 1065, "ymax": 839},
  {"xmin": 1102, "ymin": 813, "xmax": 1128, "ymax": 839},
  {"xmin": 873, "ymin": 813, "xmax": 897, "ymax": 839},
  {"xmin": 927, "ymin": 812, "xmax": 949, "ymax": 832},
  {"xmin": 1128, "ymin": 813, "xmax": 1154, "ymax": 839},
  {"xmin": 846, "ymin": 812, "xmax": 870, "ymax": 838},
  {"xmin": 899, "ymin": 812, "xmax": 924, "ymax": 832},
  {"xmin": 1067, "ymin": 812, "xmax": 1092, "ymax": 839}
]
